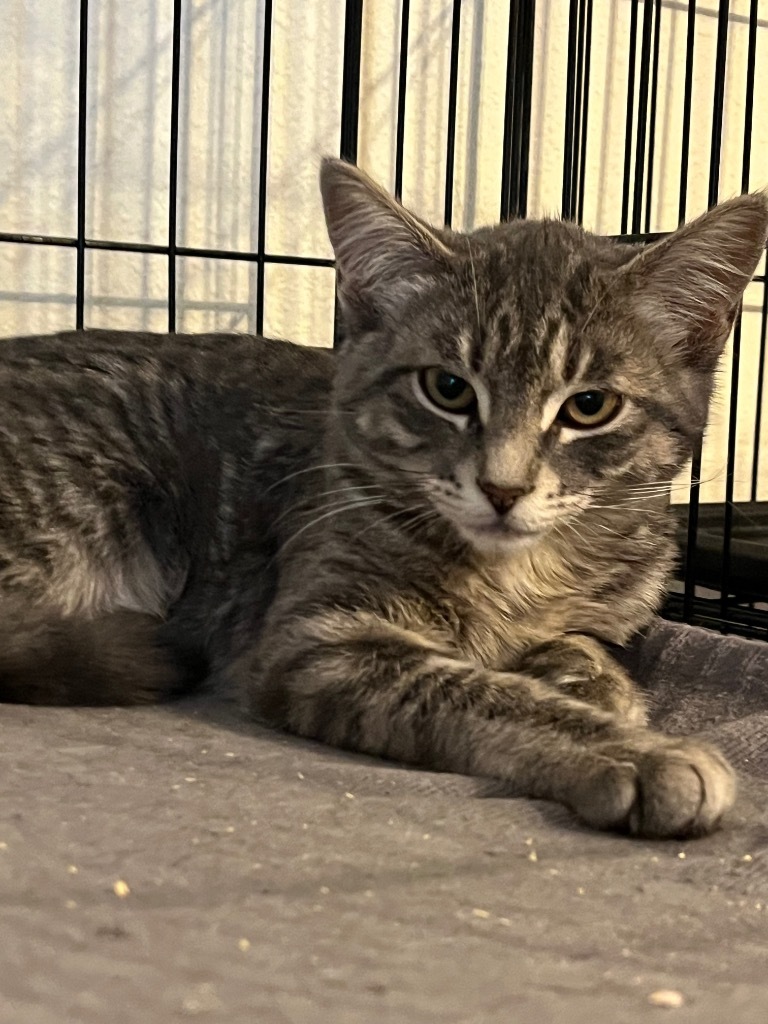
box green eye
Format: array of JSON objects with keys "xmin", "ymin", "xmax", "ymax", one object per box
[
  {"xmin": 419, "ymin": 368, "xmax": 477, "ymax": 414},
  {"xmin": 558, "ymin": 390, "xmax": 622, "ymax": 429}
]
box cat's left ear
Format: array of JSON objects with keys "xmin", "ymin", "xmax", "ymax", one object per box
[
  {"xmin": 618, "ymin": 193, "xmax": 768, "ymax": 368},
  {"xmin": 320, "ymin": 158, "xmax": 454, "ymax": 327}
]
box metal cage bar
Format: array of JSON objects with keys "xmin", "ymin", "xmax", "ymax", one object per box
[
  {"xmin": 501, "ymin": 0, "xmax": 535, "ymax": 222},
  {"xmin": 255, "ymin": 0, "xmax": 273, "ymax": 337},
  {"xmin": 643, "ymin": 0, "xmax": 662, "ymax": 234},
  {"xmin": 394, "ymin": 0, "xmax": 410, "ymax": 201},
  {"xmin": 167, "ymin": 0, "xmax": 182, "ymax": 332},
  {"xmin": 334, "ymin": 0, "xmax": 365, "ymax": 348},
  {"xmin": 75, "ymin": 0, "xmax": 89, "ymax": 330},
  {"xmin": 575, "ymin": 0, "xmax": 593, "ymax": 226},
  {"xmin": 631, "ymin": 0, "xmax": 654, "ymax": 236},
  {"xmin": 718, "ymin": 0, "xmax": 759, "ymax": 625},
  {"xmin": 620, "ymin": 0, "xmax": 640, "ymax": 235},
  {"xmin": 340, "ymin": 0, "xmax": 363, "ymax": 165},
  {"xmin": 443, "ymin": 0, "xmax": 462, "ymax": 228}
]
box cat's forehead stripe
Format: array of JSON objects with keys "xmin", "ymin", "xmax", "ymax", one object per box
[
  {"xmin": 546, "ymin": 322, "xmax": 570, "ymax": 381},
  {"xmin": 456, "ymin": 328, "xmax": 473, "ymax": 368}
]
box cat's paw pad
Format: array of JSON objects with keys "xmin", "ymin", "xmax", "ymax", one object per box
[{"xmin": 571, "ymin": 738, "xmax": 736, "ymax": 838}]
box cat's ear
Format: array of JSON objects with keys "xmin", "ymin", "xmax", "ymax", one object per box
[
  {"xmin": 619, "ymin": 193, "xmax": 768, "ymax": 368},
  {"xmin": 320, "ymin": 158, "xmax": 454, "ymax": 325}
]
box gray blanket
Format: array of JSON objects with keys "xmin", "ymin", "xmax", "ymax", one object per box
[{"xmin": 2, "ymin": 619, "xmax": 767, "ymax": 1024}]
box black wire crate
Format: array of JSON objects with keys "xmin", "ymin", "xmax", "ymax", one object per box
[
  {"xmin": 666, "ymin": 502, "xmax": 768, "ymax": 640},
  {"xmin": 0, "ymin": 0, "xmax": 766, "ymax": 637}
]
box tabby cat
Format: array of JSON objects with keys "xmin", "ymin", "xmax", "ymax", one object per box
[{"xmin": 1, "ymin": 160, "xmax": 766, "ymax": 838}]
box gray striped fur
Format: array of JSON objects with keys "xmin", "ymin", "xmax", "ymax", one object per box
[{"xmin": 0, "ymin": 160, "xmax": 766, "ymax": 837}]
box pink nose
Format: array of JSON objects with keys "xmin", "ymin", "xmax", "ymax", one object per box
[{"xmin": 477, "ymin": 479, "xmax": 529, "ymax": 516}]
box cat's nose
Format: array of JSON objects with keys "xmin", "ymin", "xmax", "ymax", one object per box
[{"xmin": 477, "ymin": 479, "xmax": 530, "ymax": 516}]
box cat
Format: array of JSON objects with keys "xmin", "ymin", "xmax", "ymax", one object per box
[{"xmin": 1, "ymin": 159, "xmax": 766, "ymax": 839}]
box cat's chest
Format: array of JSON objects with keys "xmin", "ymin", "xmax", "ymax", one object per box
[{"xmin": 438, "ymin": 556, "xmax": 584, "ymax": 668}]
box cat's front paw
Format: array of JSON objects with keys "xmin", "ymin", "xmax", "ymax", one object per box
[
  {"xmin": 554, "ymin": 672, "xmax": 648, "ymax": 727},
  {"xmin": 570, "ymin": 735, "xmax": 736, "ymax": 838},
  {"xmin": 515, "ymin": 637, "xmax": 648, "ymax": 727}
]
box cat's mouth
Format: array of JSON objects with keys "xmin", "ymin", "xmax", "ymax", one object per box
[{"xmin": 457, "ymin": 517, "xmax": 544, "ymax": 552}]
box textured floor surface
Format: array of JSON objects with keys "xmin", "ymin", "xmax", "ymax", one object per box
[{"xmin": 2, "ymin": 619, "xmax": 768, "ymax": 1024}]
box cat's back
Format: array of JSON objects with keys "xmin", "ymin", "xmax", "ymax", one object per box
[
  {"xmin": 0, "ymin": 327, "xmax": 335, "ymax": 508},
  {"xmin": 0, "ymin": 328, "xmax": 333, "ymax": 390},
  {"xmin": 0, "ymin": 329, "xmax": 335, "ymax": 440}
]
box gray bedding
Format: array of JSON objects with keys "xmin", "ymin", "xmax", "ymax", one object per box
[{"xmin": 2, "ymin": 618, "xmax": 767, "ymax": 1024}]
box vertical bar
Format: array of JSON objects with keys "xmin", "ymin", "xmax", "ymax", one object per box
[
  {"xmin": 631, "ymin": 0, "xmax": 653, "ymax": 235},
  {"xmin": 517, "ymin": 0, "xmax": 536, "ymax": 219},
  {"xmin": 168, "ymin": 0, "xmax": 182, "ymax": 332},
  {"xmin": 501, "ymin": 0, "xmax": 521, "ymax": 220},
  {"xmin": 560, "ymin": 0, "xmax": 578, "ymax": 220},
  {"xmin": 75, "ymin": 0, "xmax": 89, "ymax": 330},
  {"xmin": 684, "ymin": 0, "xmax": 729, "ymax": 623},
  {"xmin": 569, "ymin": 0, "xmax": 587, "ymax": 222},
  {"xmin": 501, "ymin": 0, "xmax": 536, "ymax": 221},
  {"xmin": 620, "ymin": 0, "xmax": 639, "ymax": 234},
  {"xmin": 339, "ymin": 0, "xmax": 364, "ymax": 163},
  {"xmin": 255, "ymin": 0, "xmax": 273, "ymax": 336},
  {"xmin": 511, "ymin": 1, "xmax": 528, "ymax": 216},
  {"xmin": 394, "ymin": 0, "xmax": 410, "ymax": 200},
  {"xmin": 335, "ymin": 0, "xmax": 364, "ymax": 348},
  {"xmin": 444, "ymin": 0, "xmax": 461, "ymax": 227},
  {"xmin": 708, "ymin": 0, "xmax": 729, "ymax": 210},
  {"xmin": 719, "ymin": 0, "xmax": 758, "ymax": 621},
  {"xmin": 576, "ymin": 0, "xmax": 593, "ymax": 225},
  {"xmin": 738, "ymin": 0, "xmax": 757, "ymax": 196},
  {"xmin": 499, "ymin": 0, "xmax": 524, "ymax": 218},
  {"xmin": 677, "ymin": 0, "xmax": 696, "ymax": 224},
  {"xmin": 643, "ymin": 0, "xmax": 661, "ymax": 234},
  {"xmin": 721, "ymin": 310, "xmax": 743, "ymax": 630},
  {"xmin": 678, "ymin": 0, "xmax": 696, "ymax": 619},
  {"xmin": 752, "ymin": 281, "xmax": 768, "ymax": 502}
]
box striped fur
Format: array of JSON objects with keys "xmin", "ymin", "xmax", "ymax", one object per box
[{"xmin": 0, "ymin": 161, "xmax": 766, "ymax": 837}]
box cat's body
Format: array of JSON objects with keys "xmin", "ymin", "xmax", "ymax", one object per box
[
  {"xmin": 0, "ymin": 328, "xmax": 331, "ymax": 699},
  {"xmin": 2, "ymin": 160, "xmax": 767, "ymax": 838}
]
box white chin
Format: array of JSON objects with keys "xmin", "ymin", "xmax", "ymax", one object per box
[{"xmin": 458, "ymin": 523, "xmax": 543, "ymax": 555}]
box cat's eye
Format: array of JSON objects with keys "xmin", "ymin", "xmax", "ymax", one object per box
[
  {"xmin": 419, "ymin": 368, "xmax": 477, "ymax": 414},
  {"xmin": 557, "ymin": 390, "xmax": 622, "ymax": 429}
]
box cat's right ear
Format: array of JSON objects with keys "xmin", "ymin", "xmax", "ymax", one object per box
[
  {"xmin": 320, "ymin": 158, "xmax": 454, "ymax": 327},
  {"xmin": 617, "ymin": 192, "xmax": 768, "ymax": 370}
]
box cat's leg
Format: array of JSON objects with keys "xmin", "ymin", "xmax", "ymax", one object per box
[
  {"xmin": 244, "ymin": 608, "xmax": 734, "ymax": 838},
  {"xmin": 514, "ymin": 635, "xmax": 648, "ymax": 726}
]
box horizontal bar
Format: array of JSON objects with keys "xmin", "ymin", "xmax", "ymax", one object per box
[
  {"xmin": 0, "ymin": 291, "xmax": 268, "ymax": 314},
  {"xmin": 1, "ymin": 231, "xmax": 763, "ymax": 276},
  {"xmin": 0, "ymin": 232, "xmax": 334, "ymax": 267},
  {"xmin": 663, "ymin": 595, "xmax": 768, "ymax": 641}
]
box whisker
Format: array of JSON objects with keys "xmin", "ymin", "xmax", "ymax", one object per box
[
  {"xmin": 264, "ymin": 462, "xmax": 363, "ymax": 494},
  {"xmin": 557, "ymin": 518, "xmax": 635, "ymax": 543},
  {"xmin": 400, "ymin": 508, "xmax": 442, "ymax": 537},
  {"xmin": 272, "ymin": 484, "xmax": 388, "ymax": 527},
  {"xmin": 616, "ymin": 492, "xmax": 680, "ymax": 503},
  {"xmin": 246, "ymin": 402, "xmax": 358, "ymax": 417},
  {"xmin": 467, "ymin": 240, "xmax": 481, "ymax": 332},
  {"xmin": 623, "ymin": 465, "xmax": 729, "ymax": 494},
  {"xmin": 276, "ymin": 497, "xmax": 386, "ymax": 558},
  {"xmin": 588, "ymin": 505, "xmax": 668, "ymax": 516},
  {"xmin": 355, "ymin": 501, "xmax": 432, "ymax": 539}
]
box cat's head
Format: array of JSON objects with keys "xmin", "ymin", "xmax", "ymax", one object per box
[{"xmin": 321, "ymin": 159, "xmax": 768, "ymax": 556}]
